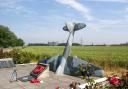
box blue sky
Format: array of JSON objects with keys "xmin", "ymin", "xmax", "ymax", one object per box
[{"xmin": 0, "ymin": 0, "xmax": 128, "ymax": 45}]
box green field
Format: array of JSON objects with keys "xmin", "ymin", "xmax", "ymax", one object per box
[{"xmin": 22, "ymin": 46, "xmax": 128, "ymax": 70}]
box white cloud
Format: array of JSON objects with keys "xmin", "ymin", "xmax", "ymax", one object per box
[
  {"xmin": 88, "ymin": 19, "xmax": 128, "ymax": 31},
  {"xmin": 55, "ymin": 0, "xmax": 94, "ymax": 21},
  {"xmin": 122, "ymin": 7, "xmax": 128, "ymax": 19},
  {"xmin": 63, "ymin": 18, "xmax": 128, "ymax": 45},
  {"xmin": 0, "ymin": 0, "xmax": 37, "ymax": 16},
  {"xmin": 125, "ymin": 7, "xmax": 128, "ymax": 13}
]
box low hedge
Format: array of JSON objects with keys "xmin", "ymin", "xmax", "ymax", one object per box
[{"xmin": 0, "ymin": 49, "xmax": 50, "ymax": 64}]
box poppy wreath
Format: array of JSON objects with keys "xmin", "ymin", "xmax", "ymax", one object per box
[{"xmin": 33, "ymin": 65, "xmax": 45, "ymax": 74}]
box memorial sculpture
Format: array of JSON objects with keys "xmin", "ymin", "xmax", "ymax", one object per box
[
  {"xmin": 39, "ymin": 22, "xmax": 104, "ymax": 77},
  {"xmin": 56, "ymin": 22, "xmax": 86, "ymax": 75}
]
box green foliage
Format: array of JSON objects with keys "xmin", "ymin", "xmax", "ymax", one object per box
[
  {"xmin": 0, "ymin": 49, "xmax": 47, "ymax": 64},
  {"xmin": 0, "ymin": 25, "xmax": 24, "ymax": 48},
  {"xmin": 79, "ymin": 64, "xmax": 108, "ymax": 89}
]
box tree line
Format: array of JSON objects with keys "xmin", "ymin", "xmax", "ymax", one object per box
[
  {"xmin": 0, "ymin": 25, "xmax": 24, "ymax": 48},
  {"xmin": 28, "ymin": 43, "xmax": 81, "ymax": 46}
]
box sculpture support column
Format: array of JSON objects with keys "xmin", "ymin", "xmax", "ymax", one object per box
[{"xmin": 63, "ymin": 31, "xmax": 74, "ymax": 59}]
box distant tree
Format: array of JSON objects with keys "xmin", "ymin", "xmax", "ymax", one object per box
[
  {"xmin": 0, "ymin": 25, "xmax": 24, "ymax": 48},
  {"xmin": 16, "ymin": 38, "xmax": 24, "ymax": 46},
  {"xmin": 72, "ymin": 43, "xmax": 81, "ymax": 46}
]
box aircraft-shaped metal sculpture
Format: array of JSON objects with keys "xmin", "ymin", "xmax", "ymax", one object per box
[
  {"xmin": 63, "ymin": 22, "xmax": 86, "ymax": 59},
  {"xmin": 56, "ymin": 22, "xmax": 86, "ymax": 75}
]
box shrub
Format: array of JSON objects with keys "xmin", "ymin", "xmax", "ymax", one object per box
[{"xmin": 0, "ymin": 49, "xmax": 50, "ymax": 64}]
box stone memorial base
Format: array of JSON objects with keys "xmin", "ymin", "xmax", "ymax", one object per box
[{"xmin": 0, "ymin": 58, "xmax": 15, "ymax": 68}]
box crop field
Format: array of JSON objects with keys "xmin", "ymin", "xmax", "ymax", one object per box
[{"xmin": 22, "ymin": 46, "xmax": 128, "ymax": 74}]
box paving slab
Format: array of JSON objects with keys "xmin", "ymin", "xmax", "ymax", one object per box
[{"xmin": 0, "ymin": 64, "xmax": 85, "ymax": 89}]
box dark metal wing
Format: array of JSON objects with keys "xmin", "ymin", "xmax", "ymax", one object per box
[{"xmin": 74, "ymin": 23, "xmax": 86, "ymax": 31}]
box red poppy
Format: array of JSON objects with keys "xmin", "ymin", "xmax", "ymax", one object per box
[
  {"xmin": 30, "ymin": 78, "xmax": 40, "ymax": 83},
  {"xmin": 109, "ymin": 76, "xmax": 121, "ymax": 85},
  {"xmin": 33, "ymin": 65, "xmax": 45, "ymax": 74}
]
